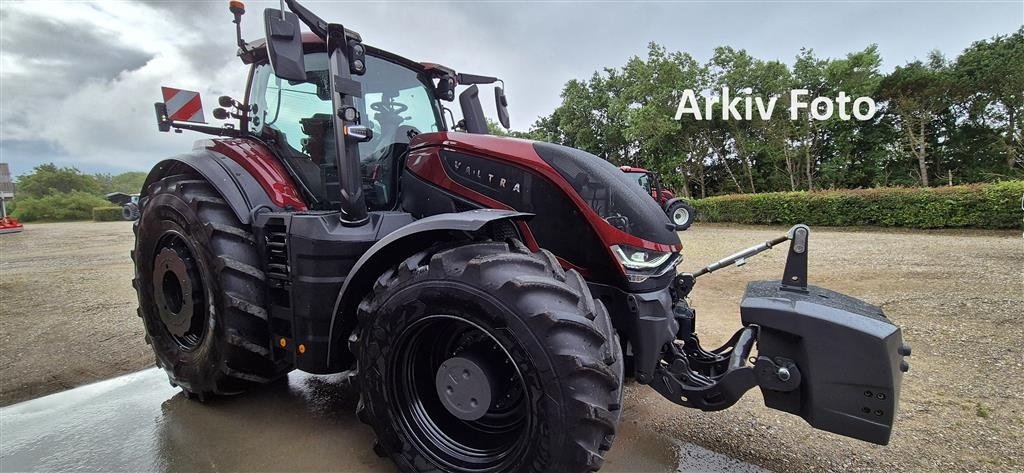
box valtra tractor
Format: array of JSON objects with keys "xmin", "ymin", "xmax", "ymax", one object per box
[
  {"xmin": 133, "ymin": 1, "xmax": 910, "ymax": 471},
  {"xmin": 620, "ymin": 166, "xmax": 696, "ymax": 230}
]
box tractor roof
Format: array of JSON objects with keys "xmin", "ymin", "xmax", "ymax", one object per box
[
  {"xmin": 619, "ymin": 165, "xmax": 649, "ymax": 173},
  {"xmin": 244, "ymin": 32, "xmax": 441, "ymax": 75}
]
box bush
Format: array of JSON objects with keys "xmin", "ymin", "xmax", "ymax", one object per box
[
  {"xmin": 92, "ymin": 206, "xmax": 124, "ymax": 222},
  {"xmin": 9, "ymin": 191, "xmax": 112, "ymax": 222},
  {"xmin": 692, "ymin": 181, "xmax": 1024, "ymax": 229}
]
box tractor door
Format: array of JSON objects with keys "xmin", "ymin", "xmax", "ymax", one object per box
[{"xmin": 247, "ymin": 51, "xmax": 445, "ymax": 211}]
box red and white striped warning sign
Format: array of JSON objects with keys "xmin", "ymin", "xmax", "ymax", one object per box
[{"xmin": 161, "ymin": 86, "xmax": 206, "ymax": 123}]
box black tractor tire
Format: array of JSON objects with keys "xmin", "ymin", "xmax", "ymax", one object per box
[
  {"xmin": 122, "ymin": 203, "xmax": 140, "ymax": 221},
  {"xmin": 132, "ymin": 173, "xmax": 291, "ymax": 399},
  {"xmin": 666, "ymin": 200, "xmax": 695, "ymax": 230},
  {"xmin": 353, "ymin": 240, "xmax": 624, "ymax": 473}
]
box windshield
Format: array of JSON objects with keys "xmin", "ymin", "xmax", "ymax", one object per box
[
  {"xmin": 250, "ymin": 52, "xmax": 443, "ymax": 156},
  {"xmin": 248, "ymin": 52, "xmax": 443, "ymax": 210},
  {"xmin": 625, "ymin": 171, "xmax": 651, "ymax": 191}
]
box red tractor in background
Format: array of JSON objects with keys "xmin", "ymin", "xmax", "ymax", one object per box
[
  {"xmin": 0, "ymin": 163, "xmax": 23, "ymax": 234},
  {"xmin": 619, "ymin": 165, "xmax": 696, "ymax": 230},
  {"xmin": 132, "ymin": 1, "xmax": 909, "ymax": 472}
]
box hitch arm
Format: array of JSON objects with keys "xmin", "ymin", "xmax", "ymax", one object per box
[{"xmin": 691, "ymin": 235, "xmax": 788, "ymax": 278}]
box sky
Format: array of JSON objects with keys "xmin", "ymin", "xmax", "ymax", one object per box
[{"xmin": 0, "ymin": 0, "xmax": 1021, "ymax": 177}]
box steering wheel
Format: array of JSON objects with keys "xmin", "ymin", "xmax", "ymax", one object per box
[{"xmin": 370, "ymin": 101, "xmax": 408, "ymax": 114}]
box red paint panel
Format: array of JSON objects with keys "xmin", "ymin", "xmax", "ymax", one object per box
[
  {"xmin": 197, "ymin": 138, "xmax": 308, "ymax": 211},
  {"xmin": 409, "ymin": 132, "xmax": 681, "ymax": 255},
  {"xmin": 406, "ymin": 147, "xmax": 541, "ymax": 252}
]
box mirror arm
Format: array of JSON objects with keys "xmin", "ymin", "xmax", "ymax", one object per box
[
  {"xmin": 283, "ymin": 0, "xmax": 328, "ymax": 38},
  {"xmin": 457, "ymin": 73, "xmax": 498, "ymax": 85}
]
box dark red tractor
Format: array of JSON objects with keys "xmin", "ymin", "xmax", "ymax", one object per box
[
  {"xmin": 619, "ymin": 165, "xmax": 696, "ymax": 230},
  {"xmin": 133, "ymin": 2, "xmax": 910, "ymax": 471}
]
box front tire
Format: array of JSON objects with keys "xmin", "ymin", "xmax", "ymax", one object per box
[
  {"xmin": 667, "ymin": 200, "xmax": 695, "ymax": 230},
  {"xmin": 132, "ymin": 174, "xmax": 291, "ymax": 399},
  {"xmin": 122, "ymin": 203, "xmax": 140, "ymax": 221},
  {"xmin": 354, "ymin": 240, "xmax": 624, "ymax": 472}
]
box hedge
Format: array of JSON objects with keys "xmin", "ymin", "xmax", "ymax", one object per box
[
  {"xmin": 691, "ymin": 180, "xmax": 1024, "ymax": 229},
  {"xmin": 92, "ymin": 206, "xmax": 124, "ymax": 222},
  {"xmin": 9, "ymin": 191, "xmax": 112, "ymax": 222}
]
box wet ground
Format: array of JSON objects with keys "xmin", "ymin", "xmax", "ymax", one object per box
[
  {"xmin": 0, "ymin": 368, "xmax": 766, "ymax": 472},
  {"xmin": 2, "ymin": 221, "xmax": 1022, "ymax": 471}
]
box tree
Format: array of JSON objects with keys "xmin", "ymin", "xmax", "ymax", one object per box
[
  {"xmin": 94, "ymin": 171, "xmax": 148, "ymax": 195},
  {"xmin": 523, "ymin": 31, "xmax": 1017, "ymax": 195},
  {"xmin": 16, "ymin": 164, "xmax": 100, "ymax": 198},
  {"xmin": 878, "ymin": 52, "xmax": 954, "ymax": 186},
  {"xmin": 953, "ymin": 27, "xmax": 1024, "ymax": 172},
  {"xmin": 620, "ymin": 43, "xmax": 708, "ymax": 196}
]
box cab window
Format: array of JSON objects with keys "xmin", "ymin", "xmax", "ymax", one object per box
[{"xmin": 248, "ymin": 52, "xmax": 442, "ymax": 210}]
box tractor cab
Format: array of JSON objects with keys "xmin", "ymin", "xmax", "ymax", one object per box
[{"xmin": 243, "ymin": 35, "xmax": 446, "ymax": 211}]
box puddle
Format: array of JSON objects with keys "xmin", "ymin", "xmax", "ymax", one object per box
[{"xmin": 1, "ymin": 368, "xmax": 767, "ymax": 472}]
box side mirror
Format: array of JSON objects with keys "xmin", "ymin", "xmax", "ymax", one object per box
[
  {"xmin": 494, "ymin": 86, "xmax": 510, "ymax": 129},
  {"xmin": 263, "ymin": 8, "xmax": 306, "ymax": 82},
  {"xmin": 458, "ymin": 85, "xmax": 487, "ymax": 134}
]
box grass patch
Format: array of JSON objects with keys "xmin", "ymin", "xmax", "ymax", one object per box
[{"xmin": 975, "ymin": 402, "xmax": 991, "ymax": 418}]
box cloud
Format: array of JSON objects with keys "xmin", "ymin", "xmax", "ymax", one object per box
[
  {"xmin": 0, "ymin": 0, "xmax": 246, "ymax": 174},
  {"xmin": 0, "ymin": 7, "xmax": 154, "ymax": 138},
  {"xmin": 1, "ymin": 0, "xmax": 1021, "ymax": 177}
]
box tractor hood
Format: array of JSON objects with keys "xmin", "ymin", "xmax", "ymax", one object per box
[{"xmin": 409, "ymin": 132, "xmax": 681, "ymax": 250}]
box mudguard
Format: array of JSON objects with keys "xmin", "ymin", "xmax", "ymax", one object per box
[
  {"xmin": 661, "ymin": 197, "xmax": 687, "ymax": 212},
  {"xmin": 142, "ymin": 151, "xmax": 278, "ymax": 224},
  {"xmin": 141, "ymin": 139, "xmax": 306, "ymax": 224},
  {"xmin": 741, "ymin": 281, "xmax": 909, "ymax": 445},
  {"xmin": 325, "ymin": 209, "xmax": 532, "ymax": 368}
]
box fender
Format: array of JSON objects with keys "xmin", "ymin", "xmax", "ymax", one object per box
[
  {"xmin": 141, "ymin": 138, "xmax": 306, "ymax": 224},
  {"xmin": 662, "ymin": 196, "xmax": 689, "ymax": 212},
  {"xmin": 326, "ymin": 209, "xmax": 532, "ymax": 369}
]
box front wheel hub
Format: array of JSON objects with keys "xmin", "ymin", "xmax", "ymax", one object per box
[
  {"xmin": 436, "ymin": 353, "xmax": 494, "ymax": 421},
  {"xmin": 673, "ymin": 207, "xmax": 689, "ymax": 225}
]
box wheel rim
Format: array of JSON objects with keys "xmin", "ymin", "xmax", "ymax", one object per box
[
  {"xmin": 389, "ymin": 315, "xmax": 529, "ymax": 471},
  {"xmin": 152, "ymin": 233, "xmax": 207, "ymax": 350},
  {"xmin": 672, "ymin": 207, "xmax": 689, "ymax": 225}
]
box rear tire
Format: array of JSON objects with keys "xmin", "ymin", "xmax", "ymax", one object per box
[
  {"xmin": 132, "ymin": 174, "xmax": 291, "ymax": 399},
  {"xmin": 354, "ymin": 240, "xmax": 624, "ymax": 472},
  {"xmin": 666, "ymin": 200, "xmax": 695, "ymax": 230}
]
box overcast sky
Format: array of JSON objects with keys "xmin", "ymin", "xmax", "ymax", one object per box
[{"xmin": 0, "ymin": 0, "xmax": 1021, "ymax": 176}]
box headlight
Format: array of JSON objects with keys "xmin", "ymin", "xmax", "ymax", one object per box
[
  {"xmin": 611, "ymin": 244, "xmax": 673, "ymax": 270},
  {"xmin": 610, "ymin": 245, "xmax": 680, "ymax": 283}
]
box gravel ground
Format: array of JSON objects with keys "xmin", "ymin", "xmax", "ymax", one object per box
[
  {"xmin": 1, "ymin": 221, "xmax": 1021, "ymax": 471},
  {"xmin": 0, "ymin": 221, "xmax": 149, "ymax": 406}
]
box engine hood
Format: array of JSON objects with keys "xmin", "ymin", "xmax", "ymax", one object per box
[{"xmin": 409, "ymin": 132, "xmax": 681, "ymax": 250}]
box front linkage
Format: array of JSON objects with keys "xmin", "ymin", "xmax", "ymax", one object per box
[{"xmin": 645, "ymin": 225, "xmax": 911, "ymax": 445}]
